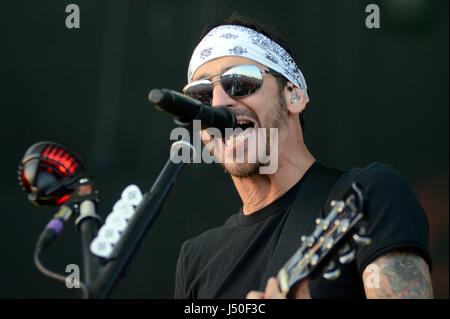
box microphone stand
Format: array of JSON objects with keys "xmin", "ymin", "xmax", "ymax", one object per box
[
  {"xmin": 27, "ymin": 122, "xmax": 199, "ymax": 298},
  {"xmin": 75, "ymin": 198, "xmax": 102, "ymax": 294},
  {"xmin": 67, "ymin": 177, "xmax": 102, "ymax": 297},
  {"xmin": 88, "ymin": 126, "xmax": 195, "ymax": 298}
]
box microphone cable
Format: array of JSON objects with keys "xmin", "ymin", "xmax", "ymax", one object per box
[
  {"xmin": 33, "ymin": 245, "xmax": 90, "ymax": 299},
  {"xmin": 32, "ymin": 205, "xmax": 90, "ymax": 299}
]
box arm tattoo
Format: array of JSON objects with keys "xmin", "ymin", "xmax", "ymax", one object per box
[{"xmin": 363, "ymin": 250, "xmax": 433, "ymax": 299}]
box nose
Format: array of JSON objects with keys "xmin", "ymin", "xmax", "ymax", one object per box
[{"xmin": 211, "ymin": 83, "xmax": 236, "ymax": 108}]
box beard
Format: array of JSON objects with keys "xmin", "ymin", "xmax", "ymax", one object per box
[{"xmin": 202, "ymin": 94, "xmax": 287, "ymax": 178}]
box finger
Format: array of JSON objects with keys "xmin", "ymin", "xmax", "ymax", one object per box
[
  {"xmin": 246, "ymin": 290, "xmax": 265, "ymax": 299},
  {"xmin": 292, "ymin": 279, "xmax": 311, "ymax": 299},
  {"xmin": 264, "ymin": 277, "xmax": 286, "ymax": 299}
]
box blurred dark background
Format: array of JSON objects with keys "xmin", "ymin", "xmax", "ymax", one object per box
[{"xmin": 0, "ymin": 0, "xmax": 448, "ymax": 298}]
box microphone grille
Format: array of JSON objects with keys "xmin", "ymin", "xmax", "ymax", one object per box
[
  {"xmin": 148, "ymin": 89, "xmax": 165, "ymax": 105},
  {"xmin": 18, "ymin": 141, "xmax": 87, "ymax": 206}
]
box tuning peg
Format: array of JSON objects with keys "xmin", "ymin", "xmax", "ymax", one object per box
[
  {"xmin": 310, "ymin": 254, "xmax": 319, "ymax": 266},
  {"xmin": 322, "ymin": 261, "xmax": 341, "ymax": 280},
  {"xmin": 315, "ymin": 218, "xmax": 330, "ymax": 230},
  {"xmin": 338, "ymin": 249, "xmax": 356, "ymax": 264},
  {"xmin": 337, "ymin": 219, "xmax": 350, "ymax": 233},
  {"xmin": 357, "ymin": 226, "xmax": 367, "ymax": 236},
  {"xmin": 301, "ymin": 235, "xmax": 315, "ymax": 247},
  {"xmin": 324, "ymin": 238, "xmax": 334, "ymax": 249},
  {"xmin": 353, "ymin": 233, "xmax": 371, "ymax": 246},
  {"xmin": 323, "ymin": 268, "xmax": 341, "ymax": 280},
  {"xmin": 330, "ymin": 200, "xmax": 345, "ymax": 213}
]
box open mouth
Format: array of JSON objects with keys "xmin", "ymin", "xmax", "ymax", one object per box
[
  {"xmin": 224, "ymin": 118, "xmax": 257, "ymax": 148},
  {"xmin": 236, "ymin": 120, "xmax": 254, "ymax": 131}
]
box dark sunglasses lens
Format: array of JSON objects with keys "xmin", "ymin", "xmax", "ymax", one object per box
[
  {"xmin": 184, "ymin": 82, "xmax": 213, "ymax": 104},
  {"xmin": 221, "ymin": 65, "xmax": 263, "ymax": 97},
  {"xmin": 183, "ymin": 65, "xmax": 265, "ymax": 104}
]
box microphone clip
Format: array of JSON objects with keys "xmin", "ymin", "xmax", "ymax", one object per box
[{"xmin": 63, "ymin": 176, "xmax": 102, "ymax": 231}]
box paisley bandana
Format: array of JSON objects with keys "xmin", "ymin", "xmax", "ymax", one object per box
[{"xmin": 187, "ymin": 25, "xmax": 309, "ymax": 102}]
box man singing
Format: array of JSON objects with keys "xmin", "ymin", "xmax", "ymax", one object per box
[{"xmin": 174, "ymin": 14, "xmax": 433, "ymax": 299}]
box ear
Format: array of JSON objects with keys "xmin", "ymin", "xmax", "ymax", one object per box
[{"xmin": 285, "ymin": 82, "xmax": 307, "ymax": 115}]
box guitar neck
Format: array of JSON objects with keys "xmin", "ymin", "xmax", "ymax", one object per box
[{"xmin": 274, "ymin": 183, "xmax": 369, "ymax": 297}]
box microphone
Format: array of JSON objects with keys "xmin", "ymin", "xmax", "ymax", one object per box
[
  {"xmin": 18, "ymin": 141, "xmax": 90, "ymax": 248},
  {"xmin": 148, "ymin": 88, "xmax": 236, "ymax": 134},
  {"xmin": 19, "ymin": 142, "xmax": 101, "ymax": 298},
  {"xmin": 18, "ymin": 141, "xmax": 87, "ymax": 206}
]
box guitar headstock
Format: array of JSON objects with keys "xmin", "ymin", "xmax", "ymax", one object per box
[{"xmin": 277, "ymin": 182, "xmax": 371, "ymax": 296}]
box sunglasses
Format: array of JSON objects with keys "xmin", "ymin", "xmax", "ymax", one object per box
[{"xmin": 183, "ymin": 64, "xmax": 282, "ymax": 105}]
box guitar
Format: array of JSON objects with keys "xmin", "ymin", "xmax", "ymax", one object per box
[{"xmin": 277, "ymin": 182, "xmax": 371, "ymax": 297}]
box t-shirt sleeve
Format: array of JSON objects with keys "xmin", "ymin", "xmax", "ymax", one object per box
[{"xmin": 353, "ymin": 163, "xmax": 432, "ymax": 276}]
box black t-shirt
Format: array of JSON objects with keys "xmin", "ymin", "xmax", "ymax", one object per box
[{"xmin": 174, "ymin": 162, "xmax": 432, "ymax": 299}]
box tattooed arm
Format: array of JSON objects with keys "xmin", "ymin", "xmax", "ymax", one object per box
[{"xmin": 362, "ymin": 250, "xmax": 433, "ymax": 298}]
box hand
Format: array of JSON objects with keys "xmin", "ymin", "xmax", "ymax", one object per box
[
  {"xmin": 246, "ymin": 277, "xmax": 285, "ymax": 299},
  {"xmin": 246, "ymin": 277, "xmax": 311, "ymax": 299}
]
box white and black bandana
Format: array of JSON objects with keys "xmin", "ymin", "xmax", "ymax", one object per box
[{"xmin": 187, "ymin": 25, "xmax": 309, "ymax": 102}]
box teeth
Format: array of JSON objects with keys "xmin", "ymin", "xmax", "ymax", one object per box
[
  {"xmin": 224, "ymin": 119, "xmax": 255, "ymax": 148},
  {"xmin": 225, "ymin": 133, "xmax": 248, "ymax": 146}
]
